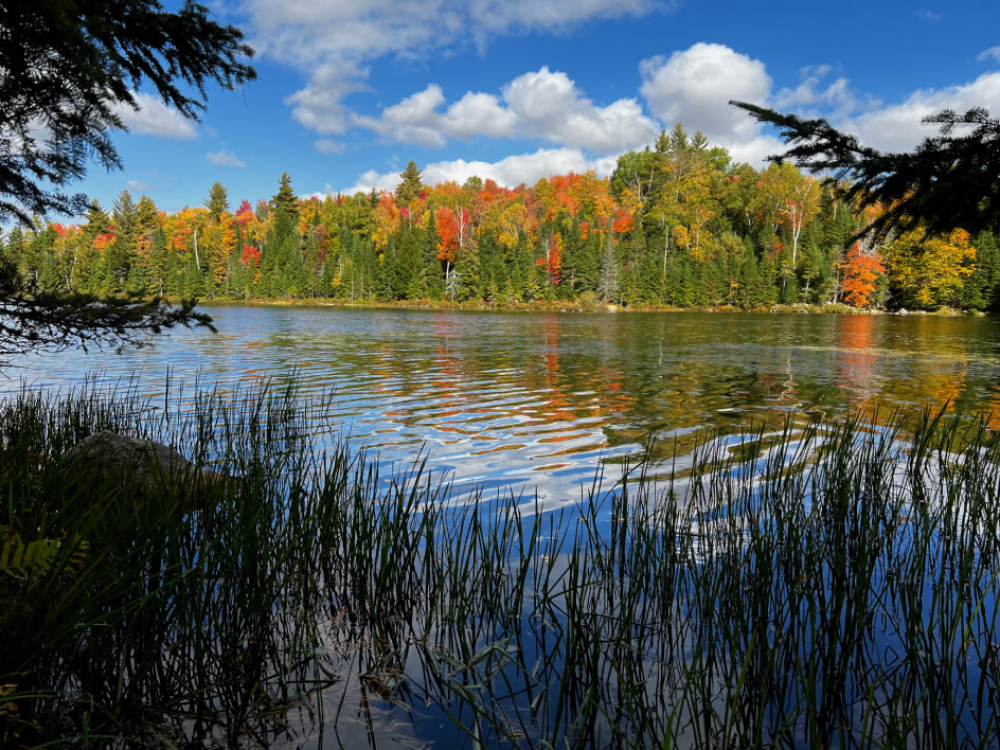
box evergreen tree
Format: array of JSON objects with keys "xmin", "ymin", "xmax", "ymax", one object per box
[
  {"xmin": 733, "ymin": 102, "xmax": 1000, "ymax": 242},
  {"xmin": 597, "ymin": 234, "xmax": 619, "ymax": 303},
  {"xmin": 205, "ymin": 181, "xmax": 229, "ymax": 221},
  {"xmin": 76, "ymin": 200, "xmax": 111, "ymax": 292},
  {"xmin": 271, "ymin": 173, "xmax": 299, "ymax": 220},
  {"xmin": 396, "ymin": 161, "xmax": 424, "ymax": 206},
  {"xmin": 105, "ymin": 190, "xmax": 138, "ymax": 293},
  {"xmin": 962, "ymin": 231, "xmax": 1000, "ymax": 311}
]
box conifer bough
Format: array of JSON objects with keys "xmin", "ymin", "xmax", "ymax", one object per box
[
  {"xmin": 732, "ymin": 101, "xmax": 1000, "ymax": 242},
  {"xmin": 0, "ymin": 0, "xmax": 256, "ymax": 225},
  {"xmin": 0, "ymin": 0, "xmax": 254, "ymax": 358}
]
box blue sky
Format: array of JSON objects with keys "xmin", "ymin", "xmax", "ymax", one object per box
[{"xmin": 79, "ymin": 0, "xmax": 1000, "ymax": 215}]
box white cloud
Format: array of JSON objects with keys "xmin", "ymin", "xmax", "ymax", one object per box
[
  {"xmin": 206, "ymin": 150, "xmax": 247, "ymax": 167},
  {"xmin": 286, "ymin": 63, "xmax": 370, "ymax": 135},
  {"xmin": 917, "ymin": 9, "xmax": 942, "ymax": 21},
  {"xmin": 354, "ymin": 84, "xmax": 452, "ymax": 148},
  {"xmin": 353, "ymin": 67, "xmax": 657, "ymax": 153},
  {"xmin": 839, "ymin": 71, "xmax": 1000, "ymax": 152},
  {"xmin": 977, "ymin": 46, "xmax": 1000, "ymax": 64},
  {"xmin": 502, "ymin": 67, "xmax": 657, "ymax": 152},
  {"xmin": 443, "ymin": 92, "xmax": 519, "ymax": 138},
  {"xmin": 337, "ymin": 147, "xmax": 619, "ymax": 195},
  {"xmin": 634, "ymin": 42, "xmax": 1000, "ymax": 166},
  {"xmin": 126, "ymin": 179, "xmax": 153, "ymax": 192},
  {"xmin": 237, "ymin": 0, "xmax": 668, "ymax": 139},
  {"xmin": 112, "ymin": 92, "xmax": 198, "ymax": 140},
  {"xmin": 722, "ymin": 135, "xmax": 787, "ymax": 168},
  {"xmin": 772, "ymin": 65, "xmax": 872, "ymax": 118},
  {"xmin": 640, "ymin": 43, "xmax": 772, "ymax": 146}
]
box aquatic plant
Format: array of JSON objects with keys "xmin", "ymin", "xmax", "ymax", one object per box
[{"xmin": 1, "ymin": 379, "xmax": 998, "ymax": 748}]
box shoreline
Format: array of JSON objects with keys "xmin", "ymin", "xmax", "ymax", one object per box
[{"xmin": 191, "ymin": 296, "xmax": 987, "ymax": 317}]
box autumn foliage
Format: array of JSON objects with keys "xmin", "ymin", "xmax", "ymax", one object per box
[
  {"xmin": 5, "ymin": 126, "xmax": 997, "ymax": 311},
  {"xmin": 841, "ymin": 243, "xmax": 885, "ymax": 307}
]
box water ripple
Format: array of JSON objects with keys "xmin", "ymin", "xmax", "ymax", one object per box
[{"xmin": 4, "ymin": 307, "xmax": 1000, "ymax": 508}]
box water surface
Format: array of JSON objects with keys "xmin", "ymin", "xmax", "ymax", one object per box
[{"xmin": 8, "ymin": 306, "xmax": 1000, "ymax": 506}]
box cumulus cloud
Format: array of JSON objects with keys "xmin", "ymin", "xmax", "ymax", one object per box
[
  {"xmin": 111, "ymin": 92, "xmax": 198, "ymax": 140},
  {"xmin": 354, "ymin": 84, "xmax": 453, "ymax": 148},
  {"xmin": 634, "ymin": 42, "xmax": 1000, "ymax": 165},
  {"xmin": 285, "ymin": 62, "xmax": 370, "ymax": 135},
  {"xmin": 206, "ymin": 150, "xmax": 247, "ymax": 167},
  {"xmin": 443, "ymin": 92, "xmax": 520, "ymax": 139},
  {"xmin": 236, "ymin": 0, "xmax": 668, "ymax": 138},
  {"xmin": 639, "ymin": 43, "xmax": 772, "ymax": 145},
  {"xmin": 353, "ymin": 67, "xmax": 657, "ymax": 153},
  {"xmin": 336, "ymin": 147, "xmax": 619, "ymax": 195},
  {"xmin": 841, "ymin": 71, "xmax": 1000, "ymax": 152}
]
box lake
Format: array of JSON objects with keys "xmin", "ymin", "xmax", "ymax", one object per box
[
  {"xmin": 7, "ymin": 306, "xmax": 1000, "ymax": 507},
  {"xmin": 10, "ymin": 305, "xmax": 1000, "ymax": 748}
]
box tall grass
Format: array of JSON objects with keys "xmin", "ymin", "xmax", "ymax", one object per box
[{"xmin": 1, "ymin": 379, "xmax": 999, "ymax": 748}]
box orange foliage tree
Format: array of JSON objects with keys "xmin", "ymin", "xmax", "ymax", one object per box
[{"xmin": 841, "ymin": 241, "xmax": 885, "ymax": 307}]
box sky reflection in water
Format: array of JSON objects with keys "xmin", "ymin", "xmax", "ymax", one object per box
[{"xmin": 6, "ymin": 307, "xmax": 1000, "ymax": 509}]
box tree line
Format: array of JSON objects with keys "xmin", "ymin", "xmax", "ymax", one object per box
[{"xmin": 5, "ymin": 125, "xmax": 998, "ymax": 312}]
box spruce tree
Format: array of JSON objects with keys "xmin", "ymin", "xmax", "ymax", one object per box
[
  {"xmin": 271, "ymin": 173, "xmax": 299, "ymax": 220},
  {"xmin": 0, "ymin": 1, "xmax": 255, "ymax": 226},
  {"xmin": 205, "ymin": 182, "xmax": 229, "ymax": 221},
  {"xmin": 396, "ymin": 161, "xmax": 424, "ymax": 206}
]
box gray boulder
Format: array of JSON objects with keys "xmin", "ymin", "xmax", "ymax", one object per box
[{"xmin": 61, "ymin": 431, "xmax": 227, "ymax": 507}]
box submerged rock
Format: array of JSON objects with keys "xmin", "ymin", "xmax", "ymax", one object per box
[{"xmin": 61, "ymin": 431, "xmax": 227, "ymax": 508}]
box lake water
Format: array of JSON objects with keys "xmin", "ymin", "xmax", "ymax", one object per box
[
  {"xmin": 7, "ymin": 306, "xmax": 1000, "ymax": 507},
  {"xmin": 11, "ymin": 305, "xmax": 1000, "ymax": 748}
]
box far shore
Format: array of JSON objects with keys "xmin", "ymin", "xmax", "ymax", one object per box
[{"xmin": 191, "ymin": 296, "xmax": 988, "ymax": 318}]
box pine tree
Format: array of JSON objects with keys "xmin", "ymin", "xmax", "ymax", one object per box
[
  {"xmin": 105, "ymin": 190, "xmax": 138, "ymax": 293},
  {"xmin": 76, "ymin": 200, "xmax": 111, "ymax": 292},
  {"xmin": 0, "ymin": 0, "xmax": 255, "ymax": 226}
]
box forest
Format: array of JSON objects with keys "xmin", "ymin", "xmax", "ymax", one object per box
[{"xmin": 5, "ymin": 124, "xmax": 998, "ymax": 312}]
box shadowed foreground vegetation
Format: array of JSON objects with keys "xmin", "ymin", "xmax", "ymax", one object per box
[{"xmin": 1, "ymin": 380, "xmax": 999, "ymax": 748}]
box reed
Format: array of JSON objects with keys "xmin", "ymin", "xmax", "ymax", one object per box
[{"xmin": 1, "ymin": 379, "xmax": 998, "ymax": 748}]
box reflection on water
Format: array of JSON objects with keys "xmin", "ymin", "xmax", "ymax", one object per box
[{"xmin": 6, "ymin": 307, "xmax": 1000, "ymax": 507}]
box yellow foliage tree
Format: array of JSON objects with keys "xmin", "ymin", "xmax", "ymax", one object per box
[{"xmin": 885, "ymin": 227, "xmax": 976, "ymax": 309}]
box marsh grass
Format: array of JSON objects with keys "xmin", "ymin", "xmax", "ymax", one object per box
[{"xmin": 1, "ymin": 379, "xmax": 999, "ymax": 748}]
